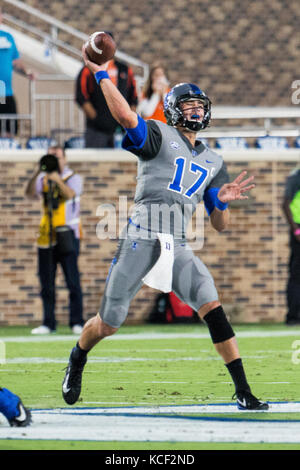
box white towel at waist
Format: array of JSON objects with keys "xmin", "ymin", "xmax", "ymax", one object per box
[{"xmin": 142, "ymin": 233, "xmax": 174, "ymax": 293}]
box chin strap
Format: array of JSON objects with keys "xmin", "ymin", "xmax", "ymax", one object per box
[{"xmin": 182, "ymin": 118, "xmax": 203, "ymax": 132}]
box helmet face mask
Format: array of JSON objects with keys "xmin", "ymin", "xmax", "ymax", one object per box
[{"xmin": 164, "ymin": 83, "xmax": 211, "ymax": 132}]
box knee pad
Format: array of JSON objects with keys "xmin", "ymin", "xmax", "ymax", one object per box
[
  {"xmin": 203, "ymin": 306, "xmax": 235, "ymax": 344},
  {"xmin": 99, "ymin": 295, "xmax": 129, "ymax": 329}
]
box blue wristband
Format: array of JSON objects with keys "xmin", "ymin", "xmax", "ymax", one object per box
[
  {"xmin": 95, "ymin": 70, "xmax": 110, "ymax": 84},
  {"xmin": 215, "ymin": 196, "xmax": 228, "ymax": 211}
]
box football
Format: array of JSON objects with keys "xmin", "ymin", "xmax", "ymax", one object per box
[{"xmin": 84, "ymin": 32, "xmax": 117, "ymax": 65}]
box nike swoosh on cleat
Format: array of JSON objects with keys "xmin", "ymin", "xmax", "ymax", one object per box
[
  {"xmin": 15, "ymin": 403, "xmax": 27, "ymax": 422},
  {"xmin": 237, "ymin": 398, "xmax": 247, "ymax": 408},
  {"xmin": 62, "ymin": 373, "xmax": 71, "ymax": 394}
]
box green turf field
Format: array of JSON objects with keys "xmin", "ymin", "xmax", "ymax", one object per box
[{"xmin": 0, "ymin": 323, "xmax": 300, "ymax": 450}]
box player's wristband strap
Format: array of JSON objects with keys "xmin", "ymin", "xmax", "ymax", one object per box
[
  {"xmin": 294, "ymin": 228, "xmax": 300, "ymax": 236},
  {"xmin": 95, "ymin": 70, "xmax": 110, "ymax": 84},
  {"xmin": 215, "ymin": 197, "xmax": 228, "ymax": 211}
]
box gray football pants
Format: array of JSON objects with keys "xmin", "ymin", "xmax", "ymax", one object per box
[{"xmin": 99, "ymin": 232, "xmax": 219, "ymax": 328}]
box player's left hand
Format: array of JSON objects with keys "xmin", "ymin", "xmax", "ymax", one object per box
[{"xmin": 217, "ymin": 171, "xmax": 255, "ymax": 203}]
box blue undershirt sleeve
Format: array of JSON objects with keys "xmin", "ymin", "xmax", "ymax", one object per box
[
  {"xmin": 122, "ymin": 115, "xmax": 147, "ymax": 150},
  {"xmin": 203, "ymin": 187, "xmax": 219, "ymax": 215},
  {"xmin": 203, "ymin": 187, "xmax": 228, "ymax": 215}
]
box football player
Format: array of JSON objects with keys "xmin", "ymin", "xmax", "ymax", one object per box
[
  {"xmin": 0, "ymin": 388, "xmax": 31, "ymax": 427},
  {"xmin": 62, "ymin": 46, "xmax": 268, "ymax": 411}
]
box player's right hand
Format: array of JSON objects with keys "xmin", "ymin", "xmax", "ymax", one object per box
[{"xmin": 81, "ymin": 45, "xmax": 109, "ymax": 74}]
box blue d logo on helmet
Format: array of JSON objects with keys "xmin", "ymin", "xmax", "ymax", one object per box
[{"xmin": 164, "ymin": 83, "xmax": 211, "ymax": 132}]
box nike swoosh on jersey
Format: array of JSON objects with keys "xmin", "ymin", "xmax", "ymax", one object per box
[{"xmin": 206, "ymin": 159, "xmax": 214, "ymax": 163}]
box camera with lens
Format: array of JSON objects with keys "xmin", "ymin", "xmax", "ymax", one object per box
[{"xmin": 40, "ymin": 154, "xmax": 60, "ymax": 173}]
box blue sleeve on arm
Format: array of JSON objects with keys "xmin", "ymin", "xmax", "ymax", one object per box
[
  {"xmin": 122, "ymin": 115, "xmax": 147, "ymax": 150},
  {"xmin": 203, "ymin": 187, "xmax": 228, "ymax": 215},
  {"xmin": 203, "ymin": 187, "xmax": 219, "ymax": 215}
]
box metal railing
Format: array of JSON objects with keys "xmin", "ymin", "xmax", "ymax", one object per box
[
  {"xmin": 200, "ymin": 106, "xmax": 300, "ymax": 138},
  {"xmin": 0, "ymin": 114, "xmax": 33, "ymax": 139},
  {"xmin": 29, "ymin": 75, "xmax": 85, "ymax": 142},
  {"xmin": 2, "ymin": 0, "xmax": 149, "ymax": 81},
  {"xmin": 1, "ymin": 99, "xmax": 300, "ymax": 143}
]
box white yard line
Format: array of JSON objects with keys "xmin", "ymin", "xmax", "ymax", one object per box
[
  {"xmin": 1, "ymin": 404, "xmax": 300, "ymax": 443},
  {"xmin": 32, "ymin": 402, "xmax": 300, "ymax": 414},
  {"xmin": 1, "ymin": 329, "xmax": 300, "ymax": 343},
  {"xmin": 4, "ymin": 355, "xmax": 274, "ymax": 364}
]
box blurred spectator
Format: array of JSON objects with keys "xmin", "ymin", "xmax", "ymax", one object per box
[
  {"xmin": 137, "ymin": 63, "xmax": 170, "ymax": 122},
  {"xmin": 25, "ymin": 145, "xmax": 84, "ymax": 334},
  {"xmin": 75, "ymin": 32, "xmax": 138, "ymax": 148},
  {"xmin": 282, "ymin": 167, "xmax": 300, "ymax": 325},
  {"xmin": 0, "ymin": 7, "xmax": 35, "ymax": 136}
]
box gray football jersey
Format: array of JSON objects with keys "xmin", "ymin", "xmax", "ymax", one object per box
[{"xmin": 129, "ymin": 120, "xmax": 229, "ymax": 239}]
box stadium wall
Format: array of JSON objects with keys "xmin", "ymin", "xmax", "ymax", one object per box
[{"xmin": 0, "ymin": 149, "xmax": 299, "ymax": 326}]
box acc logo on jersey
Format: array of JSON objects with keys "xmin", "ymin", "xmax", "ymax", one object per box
[{"xmin": 170, "ymin": 141, "xmax": 180, "ymax": 149}]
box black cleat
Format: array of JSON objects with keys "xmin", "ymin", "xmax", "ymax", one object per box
[
  {"xmin": 62, "ymin": 347, "xmax": 87, "ymax": 405},
  {"xmin": 234, "ymin": 390, "xmax": 269, "ymax": 411},
  {"xmin": 9, "ymin": 400, "xmax": 32, "ymax": 427}
]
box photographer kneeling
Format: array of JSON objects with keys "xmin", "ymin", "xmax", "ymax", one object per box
[{"xmin": 25, "ymin": 145, "xmax": 84, "ymax": 334}]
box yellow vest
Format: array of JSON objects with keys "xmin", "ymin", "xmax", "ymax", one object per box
[{"xmin": 37, "ymin": 173, "xmax": 81, "ymax": 247}]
